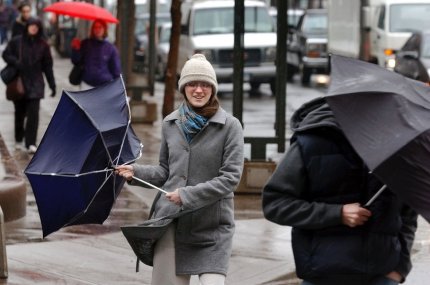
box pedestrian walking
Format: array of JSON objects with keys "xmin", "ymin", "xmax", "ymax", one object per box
[
  {"xmin": 70, "ymin": 19, "xmax": 120, "ymax": 90},
  {"xmin": 262, "ymin": 97, "xmax": 418, "ymax": 285},
  {"xmin": 10, "ymin": 1, "xmax": 30, "ymax": 38},
  {"xmin": 2, "ymin": 17, "xmax": 56, "ymax": 153},
  {"xmin": 116, "ymin": 54, "xmax": 244, "ymax": 285},
  {"xmin": 0, "ymin": 1, "xmax": 12, "ymax": 45}
]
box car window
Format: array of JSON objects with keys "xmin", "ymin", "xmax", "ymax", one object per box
[
  {"xmin": 302, "ymin": 13, "xmax": 327, "ymax": 34},
  {"xmin": 135, "ymin": 15, "xmax": 171, "ymax": 35},
  {"xmin": 422, "ymin": 34, "xmax": 430, "ymax": 58},
  {"xmin": 193, "ymin": 6, "xmax": 274, "ymax": 35},
  {"xmin": 390, "ymin": 4, "xmax": 430, "ymax": 33},
  {"xmin": 244, "ymin": 6, "xmax": 274, "ymax": 32},
  {"xmin": 377, "ymin": 6, "xmax": 385, "ymax": 29},
  {"xmin": 160, "ymin": 27, "xmax": 171, "ymax": 43}
]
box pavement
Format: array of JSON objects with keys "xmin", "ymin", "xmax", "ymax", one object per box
[{"xmin": 0, "ymin": 48, "xmax": 429, "ymax": 285}]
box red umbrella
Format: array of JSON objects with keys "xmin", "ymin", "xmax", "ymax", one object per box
[{"xmin": 44, "ymin": 1, "xmax": 119, "ymax": 24}]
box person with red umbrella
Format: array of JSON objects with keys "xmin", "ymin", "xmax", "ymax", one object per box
[{"xmin": 70, "ymin": 19, "xmax": 121, "ymax": 89}]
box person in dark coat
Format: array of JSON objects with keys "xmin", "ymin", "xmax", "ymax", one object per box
[
  {"xmin": 70, "ymin": 19, "xmax": 120, "ymax": 89},
  {"xmin": 2, "ymin": 17, "xmax": 56, "ymax": 153},
  {"xmin": 262, "ymin": 97, "xmax": 417, "ymax": 285},
  {"xmin": 10, "ymin": 1, "xmax": 31, "ymax": 38},
  {"xmin": 0, "ymin": 1, "xmax": 12, "ymax": 44},
  {"xmin": 116, "ymin": 54, "xmax": 244, "ymax": 285}
]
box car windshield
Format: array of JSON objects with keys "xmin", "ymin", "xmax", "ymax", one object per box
[
  {"xmin": 288, "ymin": 10, "xmax": 304, "ymax": 27},
  {"xmin": 302, "ymin": 13, "xmax": 327, "ymax": 34},
  {"xmin": 135, "ymin": 15, "xmax": 171, "ymax": 35},
  {"xmin": 160, "ymin": 27, "xmax": 171, "ymax": 43},
  {"xmin": 193, "ymin": 6, "xmax": 274, "ymax": 35},
  {"xmin": 390, "ymin": 4, "xmax": 430, "ymax": 33},
  {"xmin": 422, "ymin": 34, "xmax": 430, "ymax": 58}
]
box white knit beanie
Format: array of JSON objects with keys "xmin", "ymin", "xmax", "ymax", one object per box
[{"xmin": 178, "ymin": 54, "xmax": 218, "ymax": 95}]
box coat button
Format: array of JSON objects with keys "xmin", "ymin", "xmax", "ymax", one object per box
[{"xmin": 181, "ymin": 175, "xmax": 187, "ymax": 180}]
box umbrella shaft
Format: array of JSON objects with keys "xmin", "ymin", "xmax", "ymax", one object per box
[
  {"xmin": 131, "ymin": 176, "xmax": 168, "ymax": 194},
  {"xmin": 364, "ymin": 185, "xmax": 387, "ymax": 207}
]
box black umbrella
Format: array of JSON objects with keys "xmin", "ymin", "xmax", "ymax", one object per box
[{"xmin": 326, "ymin": 54, "xmax": 430, "ymax": 222}]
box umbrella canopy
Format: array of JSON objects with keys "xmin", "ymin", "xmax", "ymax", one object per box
[
  {"xmin": 44, "ymin": 1, "xmax": 119, "ymax": 24},
  {"xmin": 25, "ymin": 77, "xmax": 142, "ymax": 237},
  {"xmin": 326, "ymin": 54, "xmax": 430, "ymax": 222}
]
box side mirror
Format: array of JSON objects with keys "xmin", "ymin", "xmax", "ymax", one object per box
[
  {"xmin": 288, "ymin": 26, "xmax": 296, "ymax": 35},
  {"xmin": 362, "ymin": 6, "xmax": 371, "ymax": 29},
  {"xmin": 181, "ymin": 25, "xmax": 189, "ymax": 35}
]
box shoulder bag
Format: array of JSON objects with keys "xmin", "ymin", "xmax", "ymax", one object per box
[
  {"xmin": 6, "ymin": 76, "xmax": 25, "ymax": 101},
  {"xmin": 5, "ymin": 39, "xmax": 24, "ymax": 101},
  {"xmin": 0, "ymin": 65, "xmax": 18, "ymax": 84},
  {"xmin": 69, "ymin": 64, "xmax": 83, "ymax": 85},
  {"xmin": 121, "ymin": 190, "xmax": 211, "ymax": 272}
]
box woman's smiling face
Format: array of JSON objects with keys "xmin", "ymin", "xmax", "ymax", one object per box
[{"xmin": 184, "ymin": 81, "xmax": 213, "ymax": 108}]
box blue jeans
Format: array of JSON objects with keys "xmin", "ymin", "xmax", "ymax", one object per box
[{"xmin": 302, "ymin": 276, "xmax": 398, "ymax": 285}]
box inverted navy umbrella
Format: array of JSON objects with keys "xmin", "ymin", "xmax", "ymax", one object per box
[
  {"xmin": 326, "ymin": 54, "xmax": 430, "ymax": 222},
  {"xmin": 25, "ymin": 76, "xmax": 143, "ymax": 237}
]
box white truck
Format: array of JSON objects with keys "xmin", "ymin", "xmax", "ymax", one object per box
[
  {"xmin": 178, "ymin": 0, "xmax": 277, "ymax": 94},
  {"xmin": 328, "ymin": 0, "xmax": 430, "ymax": 69}
]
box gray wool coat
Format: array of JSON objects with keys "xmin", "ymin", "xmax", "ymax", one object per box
[{"xmin": 133, "ymin": 107, "xmax": 244, "ymax": 275}]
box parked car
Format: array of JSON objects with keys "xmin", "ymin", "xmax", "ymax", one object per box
[
  {"xmin": 179, "ymin": 0, "xmax": 277, "ymax": 94},
  {"xmin": 134, "ymin": 12, "xmax": 171, "ymax": 71},
  {"xmin": 394, "ymin": 31, "xmax": 430, "ymax": 83},
  {"xmin": 269, "ymin": 7, "xmax": 305, "ymax": 31},
  {"xmin": 287, "ymin": 9, "xmax": 329, "ymax": 85},
  {"xmin": 155, "ymin": 22, "xmax": 171, "ymax": 80}
]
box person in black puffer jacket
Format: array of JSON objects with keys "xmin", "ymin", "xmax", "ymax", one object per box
[
  {"xmin": 2, "ymin": 17, "xmax": 56, "ymax": 154},
  {"xmin": 262, "ymin": 97, "xmax": 417, "ymax": 285}
]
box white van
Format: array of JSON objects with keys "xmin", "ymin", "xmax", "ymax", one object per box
[
  {"xmin": 178, "ymin": 0, "xmax": 277, "ymax": 94},
  {"xmin": 368, "ymin": 0, "xmax": 430, "ymax": 68}
]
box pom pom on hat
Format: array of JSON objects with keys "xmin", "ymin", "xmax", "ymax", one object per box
[{"xmin": 178, "ymin": 54, "xmax": 218, "ymax": 95}]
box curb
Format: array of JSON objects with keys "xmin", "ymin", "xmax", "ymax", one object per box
[{"xmin": 0, "ymin": 132, "xmax": 26, "ymax": 222}]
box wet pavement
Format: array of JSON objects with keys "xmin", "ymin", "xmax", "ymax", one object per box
[{"xmin": 0, "ymin": 49, "xmax": 429, "ymax": 284}]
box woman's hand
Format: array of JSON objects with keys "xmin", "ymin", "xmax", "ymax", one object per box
[
  {"xmin": 115, "ymin": 165, "xmax": 134, "ymax": 181},
  {"xmin": 166, "ymin": 189, "xmax": 182, "ymax": 206}
]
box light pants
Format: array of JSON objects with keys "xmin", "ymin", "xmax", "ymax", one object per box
[{"xmin": 151, "ymin": 224, "xmax": 226, "ymax": 285}]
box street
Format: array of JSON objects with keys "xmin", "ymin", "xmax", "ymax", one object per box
[{"xmin": 0, "ymin": 50, "xmax": 430, "ymax": 284}]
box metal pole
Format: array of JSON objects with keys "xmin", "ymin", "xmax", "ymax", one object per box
[
  {"xmin": 0, "ymin": 207, "xmax": 8, "ymax": 279},
  {"xmin": 148, "ymin": 0, "xmax": 157, "ymax": 96},
  {"xmin": 275, "ymin": 0, "xmax": 287, "ymax": 153},
  {"xmin": 233, "ymin": 0, "xmax": 244, "ymax": 125}
]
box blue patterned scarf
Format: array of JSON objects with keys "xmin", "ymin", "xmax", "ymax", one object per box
[{"xmin": 178, "ymin": 102, "xmax": 208, "ymax": 143}]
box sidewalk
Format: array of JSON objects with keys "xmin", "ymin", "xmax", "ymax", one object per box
[{"xmin": 0, "ymin": 49, "xmax": 430, "ymax": 284}]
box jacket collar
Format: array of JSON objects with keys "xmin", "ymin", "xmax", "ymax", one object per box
[{"xmin": 165, "ymin": 107, "xmax": 227, "ymax": 125}]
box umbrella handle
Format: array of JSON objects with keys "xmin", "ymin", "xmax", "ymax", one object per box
[
  {"xmin": 131, "ymin": 176, "xmax": 168, "ymax": 194},
  {"xmin": 364, "ymin": 185, "xmax": 387, "ymax": 207}
]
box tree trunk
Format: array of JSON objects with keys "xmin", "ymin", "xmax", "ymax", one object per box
[
  {"xmin": 116, "ymin": 0, "xmax": 135, "ymax": 85},
  {"xmin": 162, "ymin": 0, "xmax": 181, "ymax": 118}
]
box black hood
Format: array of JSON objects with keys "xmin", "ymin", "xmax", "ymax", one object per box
[
  {"xmin": 24, "ymin": 17, "xmax": 44, "ymax": 39},
  {"xmin": 291, "ymin": 97, "xmax": 341, "ymax": 133}
]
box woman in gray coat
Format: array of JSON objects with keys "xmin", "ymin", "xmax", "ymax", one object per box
[{"xmin": 116, "ymin": 54, "xmax": 244, "ymax": 285}]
